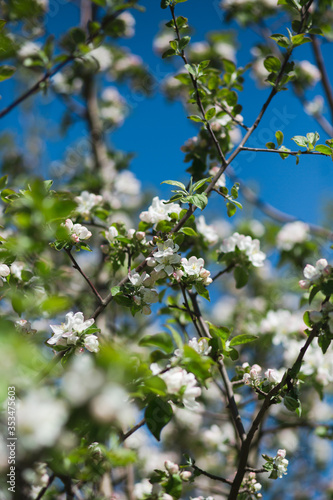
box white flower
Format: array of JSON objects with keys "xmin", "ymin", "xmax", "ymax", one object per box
[
  {"xmin": 158, "ymin": 367, "xmax": 201, "ymax": 410},
  {"xmin": 84, "ymin": 334, "xmax": 99, "ymax": 353},
  {"xmin": 117, "ymin": 11, "xmax": 136, "ymax": 38},
  {"xmin": 300, "ymin": 258, "xmax": 331, "ymax": 288},
  {"xmin": 164, "ymin": 460, "xmax": 179, "ymax": 474},
  {"xmin": 10, "ymin": 262, "xmax": 25, "ymax": 280},
  {"xmin": 260, "ymin": 309, "xmax": 305, "ymax": 345},
  {"xmin": 17, "ymin": 389, "xmax": 68, "ymax": 451},
  {"xmin": 48, "ymin": 311, "xmax": 94, "ymax": 346},
  {"xmin": 273, "ymin": 449, "xmax": 289, "ymax": 478},
  {"xmin": 220, "ymin": 232, "xmax": 266, "ymax": 267},
  {"xmin": 264, "ymin": 368, "xmax": 282, "ymax": 384},
  {"xmin": 85, "ymin": 45, "xmax": 113, "ymax": 71},
  {"xmin": 17, "ymin": 41, "xmax": 41, "ymax": 59},
  {"xmin": 277, "ymin": 221, "xmax": 309, "ymax": 251},
  {"xmin": 0, "ymin": 263, "xmax": 10, "ymax": 286},
  {"xmin": 181, "ymin": 256, "xmax": 204, "ymax": 277},
  {"xmin": 189, "ymin": 337, "xmax": 212, "ymax": 356},
  {"xmin": 154, "ymin": 239, "xmax": 181, "ymax": 275},
  {"xmin": 105, "ymin": 225, "xmax": 119, "ymax": 242},
  {"xmin": 74, "ymin": 191, "xmax": 103, "ymax": 217},
  {"xmin": 196, "ymin": 215, "xmax": 219, "ymax": 245},
  {"xmin": 298, "ymin": 60, "xmax": 321, "ymax": 85},
  {"xmin": 140, "ymin": 196, "xmax": 181, "ymax": 226},
  {"xmin": 63, "ymin": 219, "xmax": 92, "ymax": 243},
  {"xmin": 209, "ymin": 165, "xmax": 226, "ymax": 188}
]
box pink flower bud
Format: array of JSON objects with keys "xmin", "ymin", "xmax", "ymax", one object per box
[{"xmin": 299, "ymin": 279, "xmax": 310, "ymax": 290}]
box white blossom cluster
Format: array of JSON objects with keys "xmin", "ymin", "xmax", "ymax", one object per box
[
  {"xmin": 47, "ymin": 311, "xmax": 99, "ymax": 353},
  {"xmin": 276, "ymin": 221, "xmax": 309, "ymax": 251},
  {"xmin": 174, "ymin": 337, "xmax": 212, "ymax": 359},
  {"xmin": 151, "ymin": 365, "xmax": 202, "ymax": 410},
  {"xmin": 74, "ymin": 191, "xmax": 103, "ymax": 218},
  {"xmin": 63, "ymin": 219, "xmax": 92, "ymax": 244},
  {"xmin": 260, "ymin": 309, "xmax": 305, "ymax": 345},
  {"xmin": 299, "ymin": 258, "xmax": 331, "ymax": 289},
  {"xmin": 140, "ymin": 196, "xmax": 182, "ymax": 227},
  {"xmin": 243, "ymin": 363, "xmax": 283, "ymax": 386},
  {"xmin": 196, "ymin": 215, "xmax": 219, "ymax": 245},
  {"xmin": 219, "ymin": 232, "xmax": 266, "ymax": 267},
  {"xmin": 147, "ymin": 239, "xmax": 181, "ymax": 276},
  {"xmin": 129, "ymin": 271, "xmax": 159, "ymax": 315},
  {"xmin": 178, "ymin": 256, "xmax": 213, "ymax": 286},
  {"xmin": 273, "ymin": 449, "xmax": 289, "ymax": 478}
]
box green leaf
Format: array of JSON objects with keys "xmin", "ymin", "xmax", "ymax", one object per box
[
  {"xmin": 179, "ymin": 36, "xmax": 191, "ymax": 50},
  {"xmin": 315, "ymin": 145, "xmax": 332, "ymax": 155},
  {"xmin": 291, "ymin": 135, "xmax": 308, "ymax": 148},
  {"xmin": 0, "ymin": 175, "xmax": 8, "ymax": 190},
  {"xmin": 145, "ymin": 398, "xmax": 173, "ymax": 441},
  {"xmin": 227, "ymin": 202, "xmax": 237, "ymax": 217},
  {"xmin": 266, "ymin": 142, "xmax": 276, "ymax": 150},
  {"xmin": 264, "ymin": 56, "xmax": 281, "ymax": 73},
  {"xmin": 0, "ymin": 65, "xmax": 16, "ymax": 82},
  {"xmin": 180, "ymin": 227, "xmax": 198, "ymax": 237},
  {"xmin": 165, "ymin": 474, "xmax": 183, "ymax": 499},
  {"xmin": 223, "ymin": 59, "xmax": 236, "ymax": 73},
  {"xmin": 205, "ymin": 107, "xmax": 216, "ymax": 121},
  {"xmin": 275, "ymin": 130, "xmax": 284, "ymax": 146},
  {"xmin": 188, "ymin": 114, "xmax": 204, "ymax": 123},
  {"xmin": 111, "ymin": 286, "xmax": 121, "ymax": 296},
  {"xmin": 189, "ymin": 193, "xmax": 208, "ymax": 210},
  {"xmin": 194, "ymin": 281, "xmax": 210, "ymax": 301},
  {"xmin": 229, "ymin": 334, "xmax": 258, "ymax": 346},
  {"xmin": 139, "ymin": 333, "xmax": 174, "ymax": 353},
  {"xmin": 162, "ymin": 48, "xmax": 176, "ymax": 59},
  {"xmin": 234, "ymin": 267, "xmax": 249, "ymax": 289},
  {"xmin": 270, "ymin": 34, "xmax": 290, "ymax": 49},
  {"xmin": 192, "ymin": 177, "xmax": 212, "ymax": 192},
  {"xmin": 161, "ymin": 180, "xmax": 187, "ymax": 191}
]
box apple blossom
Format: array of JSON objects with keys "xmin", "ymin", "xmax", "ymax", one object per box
[
  {"xmin": 153, "ymin": 239, "xmax": 181, "ymax": 275},
  {"xmin": 63, "ymin": 219, "xmax": 92, "ymax": 243},
  {"xmin": 156, "ymin": 366, "xmax": 202, "ymax": 410},
  {"xmin": 0, "ymin": 263, "xmax": 10, "ymax": 285},
  {"xmin": 276, "ymin": 221, "xmax": 309, "ymax": 251},
  {"xmin": 140, "ymin": 196, "xmax": 182, "ymax": 226},
  {"xmin": 48, "ymin": 311, "xmax": 94, "ymax": 346},
  {"xmin": 74, "ymin": 191, "xmax": 103, "ymax": 217},
  {"xmin": 84, "ymin": 334, "xmax": 100, "ymax": 353},
  {"xmin": 219, "ymin": 232, "xmax": 266, "ymax": 267}
]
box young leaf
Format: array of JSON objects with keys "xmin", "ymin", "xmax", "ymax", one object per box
[
  {"xmin": 264, "ymin": 56, "xmax": 281, "ymax": 73},
  {"xmin": 229, "ymin": 334, "xmax": 258, "ymax": 346},
  {"xmin": 161, "ymin": 180, "xmax": 187, "ymax": 191},
  {"xmin": 145, "ymin": 398, "xmax": 173, "ymax": 441},
  {"xmin": 139, "ymin": 333, "xmax": 174, "ymax": 353},
  {"xmin": 275, "ymin": 130, "xmax": 284, "ymax": 146},
  {"xmin": 204, "ymin": 107, "xmax": 216, "ymax": 121}
]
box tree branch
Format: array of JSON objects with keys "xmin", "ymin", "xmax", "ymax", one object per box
[
  {"xmin": 311, "ymin": 35, "xmax": 333, "ymax": 125},
  {"xmin": 65, "ymin": 248, "xmax": 104, "ymax": 304}
]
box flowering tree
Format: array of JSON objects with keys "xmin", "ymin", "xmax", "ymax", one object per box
[{"xmin": 1, "ymin": 0, "xmax": 333, "ymax": 499}]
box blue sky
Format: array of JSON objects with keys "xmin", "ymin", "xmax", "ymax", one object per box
[{"xmin": 1, "ymin": 0, "xmax": 332, "ymax": 227}]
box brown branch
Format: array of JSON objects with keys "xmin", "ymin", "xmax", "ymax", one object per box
[
  {"xmin": 311, "ymin": 36, "xmax": 333, "ymax": 125},
  {"xmin": 34, "ymin": 473, "xmax": 55, "ymax": 500},
  {"xmin": 228, "ymin": 326, "xmax": 317, "ymax": 499},
  {"xmin": 192, "ymin": 464, "xmax": 233, "ymax": 485},
  {"xmin": 239, "ymin": 146, "xmax": 329, "ymax": 156},
  {"xmin": 121, "ymin": 418, "xmax": 146, "ymax": 442},
  {"xmin": 65, "ymin": 248, "xmax": 104, "ymax": 304}
]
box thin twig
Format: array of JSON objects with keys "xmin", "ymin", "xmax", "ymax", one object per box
[
  {"xmin": 65, "ymin": 248, "xmax": 104, "ymax": 304},
  {"xmin": 35, "ymin": 474, "xmax": 55, "ymax": 500},
  {"xmin": 192, "ymin": 464, "xmax": 233, "ymax": 485},
  {"xmin": 121, "ymin": 418, "xmax": 146, "ymax": 442},
  {"xmin": 239, "ymin": 146, "xmax": 329, "ymax": 156}
]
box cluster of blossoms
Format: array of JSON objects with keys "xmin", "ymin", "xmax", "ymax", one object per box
[
  {"xmin": 276, "ymin": 221, "xmax": 309, "ymax": 251},
  {"xmin": 299, "ymin": 258, "xmax": 332, "ymax": 289},
  {"xmin": 219, "ymin": 232, "xmax": 266, "ymax": 267},
  {"xmin": 140, "ymin": 196, "xmax": 182, "ymax": 227},
  {"xmin": 151, "ymin": 364, "xmax": 202, "ymax": 410},
  {"xmin": 196, "ymin": 215, "xmax": 219, "ymax": 246},
  {"xmin": 47, "ymin": 312, "xmax": 99, "ymax": 353},
  {"xmin": 176, "ymin": 256, "xmax": 212, "ymax": 286},
  {"xmin": 128, "ymin": 271, "xmax": 159, "ymax": 315},
  {"xmin": 174, "ymin": 337, "xmax": 212, "ymax": 359},
  {"xmin": 100, "ymin": 86, "xmax": 127, "ymax": 126},
  {"xmin": 164, "ymin": 460, "xmax": 191, "ymax": 482},
  {"xmin": 273, "ymin": 449, "xmax": 289, "ymax": 478},
  {"xmin": 309, "ymin": 302, "xmax": 333, "ymax": 334},
  {"xmin": 147, "ymin": 239, "xmax": 181, "ymax": 276},
  {"xmin": 242, "ymin": 363, "xmax": 283, "ymax": 387},
  {"xmin": 241, "ymin": 472, "xmax": 262, "ymax": 498},
  {"xmin": 260, "ymin": 309, "xmax": 305, "ymax": 346},
  {"xmin": 1, "ymin": 261, "xmax": 30, "ymax": 286},
  {"xmin": 62, "ymin": 219, "xmax": 92, "ymax": 244},
  {"xmin": 74, "ymin": 191, "xmax": 103, "ymax": 218}
]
